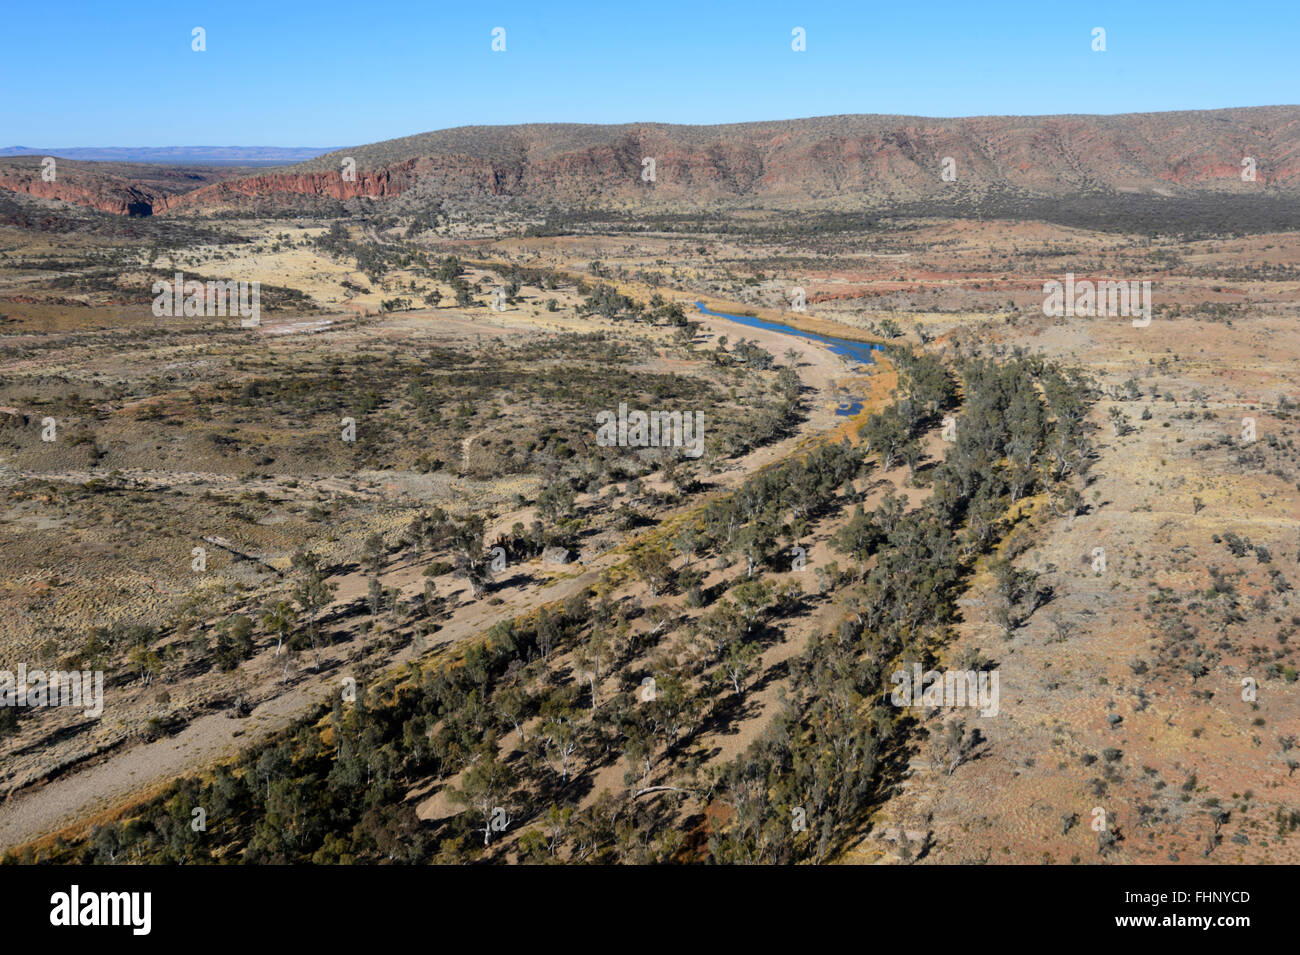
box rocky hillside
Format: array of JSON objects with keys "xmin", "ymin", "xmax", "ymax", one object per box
[
  {"xmin": 0, "ymin": 158, "xmax": 252, "ymax": 216},
  {"xmin": 7, "ymin": 107, "xmax": 1300, "ymax": 218}
]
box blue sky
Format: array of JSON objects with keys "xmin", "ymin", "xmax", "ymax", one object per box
[{"xmin": 3, "ymin": 0, "xmax": 1297, "ymax": 146}]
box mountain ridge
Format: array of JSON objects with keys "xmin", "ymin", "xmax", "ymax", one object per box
[{"xmin": 4, "ymin": 108, "xmax": 1300, "ymax": 220}]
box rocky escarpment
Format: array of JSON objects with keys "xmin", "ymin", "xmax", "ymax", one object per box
[
  {"xmin": 6, "ymin": 107, "xmax": 1300, "ymax": 218},
  {"xmin": 160, "ymin": 159, "xmax": 423, "ymax": 213},
  {"xmin": 154, "ymin": 107, "xmax": 1300, "ymax": 216},
  {"xmin": 0, "ymin": 173, "xmax": 163, "ymax": 216},
  {"xmin": 0, "ymin": 159, "xmax": 255, "ymax": 216}
]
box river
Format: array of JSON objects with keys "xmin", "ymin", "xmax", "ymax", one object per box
[{"xmin": 694, "ymin": 302, "xmax": 885, "ymax": 415}]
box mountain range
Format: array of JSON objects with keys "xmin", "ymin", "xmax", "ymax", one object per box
[{"xmin": 2, "ymin": 107, "xmax": 1298, "ymax": 222}]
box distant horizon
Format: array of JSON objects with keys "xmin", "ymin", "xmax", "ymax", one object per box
[
  {"xmin": 0, "ymin": 145, "xmax": 339, "ymax": 166},
  {"xmin": 6, "ymin": 102, "xmax": 1300, "ymax": 154}
]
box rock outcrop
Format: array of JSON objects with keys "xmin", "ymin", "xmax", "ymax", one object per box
[{"xmin": 5, "ymin": 107, "xmax": 1300, "ymax": 218}]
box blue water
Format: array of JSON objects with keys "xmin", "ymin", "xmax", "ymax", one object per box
[
  {"xmin": 693, "ymin": 302, "xmax": 885, "ymax": 366},
  {"xmin": 835, "ymin": 400, "xmax": 864, "ymax": 417}
]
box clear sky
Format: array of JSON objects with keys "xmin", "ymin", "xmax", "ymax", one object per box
[{"xmin": 4, "ymin": 0, "xmax": 1297, "ymax": 147}]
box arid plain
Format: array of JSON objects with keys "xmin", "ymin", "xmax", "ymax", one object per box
[{"xmin": 2, "ymin": 110, "xmax": 1300, "ymax": 863}]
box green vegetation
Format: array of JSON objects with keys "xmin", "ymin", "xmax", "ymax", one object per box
[{"xmin": 12, "ymin": 348, "xmax": 1095, "ymax": 865}]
